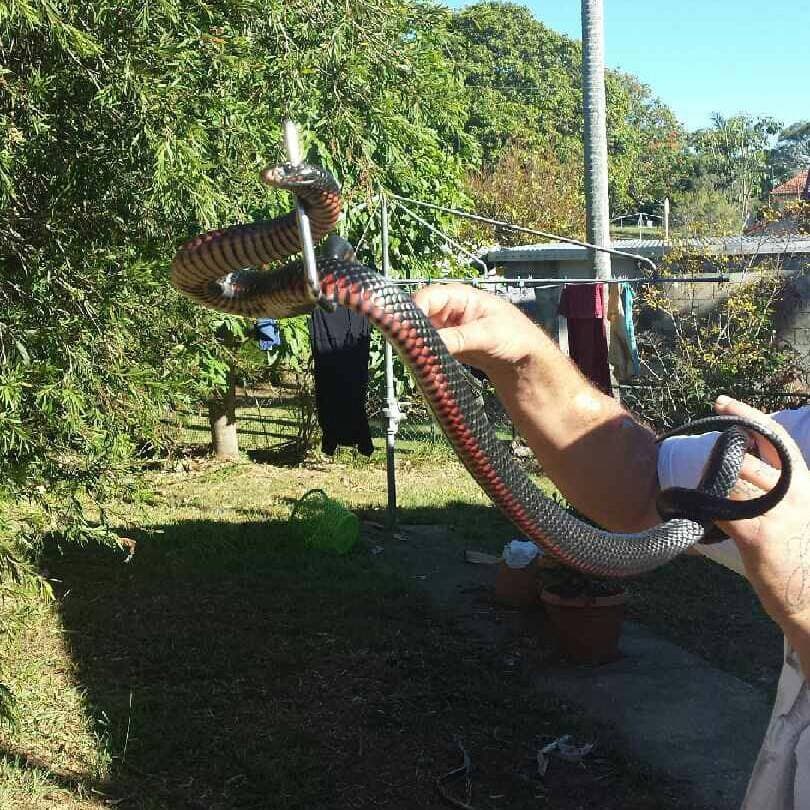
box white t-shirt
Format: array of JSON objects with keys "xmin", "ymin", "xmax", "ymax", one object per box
[{"xmin": 658, "ymin": 407, "xmax": 810, "ymax": 809}]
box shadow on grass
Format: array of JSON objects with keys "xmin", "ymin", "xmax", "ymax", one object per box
[
  {"xmin": 38, "ymin": 518, "xmax": 426, "ymax": 809},
  {"xmin": 246, "ymin": 444, "xmax": 312, "ymax": 467},
  {"xmin": 26, "ymin": 505, "xmax": 693, "ymax": 810}
]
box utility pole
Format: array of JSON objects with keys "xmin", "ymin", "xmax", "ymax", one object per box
[
  {"xmin": 581, "ymin": 0, "xmax": 612, "ymax": 281},
  {"xmin": 581, "ymin": 1, "xmax": 618, "ymax": 398}
]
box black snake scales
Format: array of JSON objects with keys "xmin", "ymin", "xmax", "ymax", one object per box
[{"xmin": 171, "ymin": 162, "xmax": 792, "ymax": 578}]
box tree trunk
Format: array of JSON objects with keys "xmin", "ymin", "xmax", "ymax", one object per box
[
  {"xmin": 581, "ymin": 0, "xmax": 612, "ymax": 280},
  {"xmin": 208, "ymin": 366, "xmax": 239, "ymax": 459}
]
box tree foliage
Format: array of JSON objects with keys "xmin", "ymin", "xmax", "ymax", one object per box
[
  {"xmin": 685, "ymin": 113, "xmax": 781, "ymax": 225},
  {"xmin": 604, "ymin": 72, "xmax": 686, "ymax": 213},
  {"xmin": 767, "ymin": 121, "xmax": 810, "ymax": 184},
  {"xmin": 465, "ymin": 143, "xmax": 585, "ymax": 245},
  {"xmin": 625, "ymin": 269, "xmax": 803, "ymax": 431},
  {"xmin": 0, "ymin": 0, "xmax": 474, "ymax": 557},
  {"xmin": 447, "ymin": 2, "xmax": 686, "ymax": 215},
  {"xmin": 670, "ymin": 179, "xmax": 743, "ymax": 236},
  {"xmin": 447, "ymin": 2, "xmax": 582, "ymax": 164}
]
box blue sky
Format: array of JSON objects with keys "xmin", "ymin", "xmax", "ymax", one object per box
[{"xmin": 445, "ymin": 0, "xmax": 809, "ymax": 132}]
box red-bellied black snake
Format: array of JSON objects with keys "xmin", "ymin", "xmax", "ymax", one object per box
[{"xmin": 171, "ymin": 162, "xmax": 792, "ymax": 577}]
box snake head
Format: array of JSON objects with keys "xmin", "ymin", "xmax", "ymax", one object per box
[{"xmin": 261, "ymin": 162, "xmax": 326, "ymax": 191}]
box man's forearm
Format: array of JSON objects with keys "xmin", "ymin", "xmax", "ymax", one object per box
[{"xmin": 490, "ymin": 334, "xmax": 660, "ymax": 533}]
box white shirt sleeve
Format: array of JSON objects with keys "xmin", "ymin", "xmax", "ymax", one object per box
[{"xmin": 657, "ymin": 406, "xmax": 810, "ymax": 577}]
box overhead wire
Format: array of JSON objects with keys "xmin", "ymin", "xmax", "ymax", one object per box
[
  {"xmin": 377, "ymin": 274, "xmax": 734, "ymax": 287},
  {"xmin": 387, "ymin": 192, "xmax": 659, "ymax": 274},
  {"xmin": 391, "ymin": 199, "xmax": 490, "ymax": 274}
]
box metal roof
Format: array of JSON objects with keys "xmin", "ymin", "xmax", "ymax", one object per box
[{"xmin": 485, "ymin": 236, "xmax": 810, "ymax": 264}]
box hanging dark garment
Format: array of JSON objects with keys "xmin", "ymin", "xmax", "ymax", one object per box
[
  {"xmin": 558, "ymin": 283, "xmax": 612, "ymax": 396},
  {"xmin": 309, "ymin": 305, "xmax": 374, "ymax": 456}
]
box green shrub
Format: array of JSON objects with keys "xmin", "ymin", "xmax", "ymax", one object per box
[{"xmin": 624, "ymin": 265, "xmax": 804, "ymax": 430}]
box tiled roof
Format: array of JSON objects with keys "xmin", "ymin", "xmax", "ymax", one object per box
[{"xmin": 771, "ymin": 170, "xmax": 809, "ymax": 196}]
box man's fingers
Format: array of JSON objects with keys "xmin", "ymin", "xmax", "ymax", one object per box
[
  {"xmin": 435, "ymin": 320, "xmax": 494, "ymax": 362},
  {"xmin": 715, "ymin": 395, "xmax": 802, "ymax": 470},
  {"xmin": 435, "ymin": 325, "xmax": 466, "ymax": 357},
  {"xmin": 412, "ymin": 284, "xmax": 476, "ymax": 328},
  {"xmin": 412, "ymin": 285, "xmax": 453, "ymax": 323},
  {"xmin": 735, "ymin": 454, "xmax": 779, "ymax": 496}
]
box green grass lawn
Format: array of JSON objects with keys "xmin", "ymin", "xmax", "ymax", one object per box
[
  {"xmin": 0, "ymin": 395, "xmax": 784, "ymax": 808},
  {"xmin": 1, "ymin": 453, "xmax": 701, "ymax": 810}
]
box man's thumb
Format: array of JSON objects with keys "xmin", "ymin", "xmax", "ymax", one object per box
[{"xmin": 436, "ymin": 325, "xmax": 467, "ymax": 358}]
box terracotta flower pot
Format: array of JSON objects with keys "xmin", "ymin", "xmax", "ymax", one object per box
[
  {"xmin": 495, "ymin": 559, "xmax": 539, "ymax": 607},
  {"xmin": 540, "ymin": 587, "xmax": 626, "ymax": 665}
]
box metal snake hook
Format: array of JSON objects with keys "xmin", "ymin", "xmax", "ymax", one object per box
[{"xmin": 281, "ymin": 120, "xmax": 334, "ymax": 311}]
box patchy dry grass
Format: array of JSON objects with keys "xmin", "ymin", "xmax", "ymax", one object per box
[{"xmin": 0, "ymin": 453, "xmax": 696, "ymax": 809}]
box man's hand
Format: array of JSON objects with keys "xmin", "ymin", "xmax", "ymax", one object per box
[
  {"xmin": 411, "ymin": 284, "xmax": 546, "ymax": 386},
  {"xmin": 413, "ymin": 283, "xmax": 661, "ymax": 533},
  {"xmin": 715, "ymin": 396, "xmax": 810, "ymax": 676}
]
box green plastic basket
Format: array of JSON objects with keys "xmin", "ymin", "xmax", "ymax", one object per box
[{"xmin": 289, "ymin": 489, "xmax": 360, "ymax": 555}]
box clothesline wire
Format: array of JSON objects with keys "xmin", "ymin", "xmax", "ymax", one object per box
[
  {"xmin": 391, "ymin": 199, "xmax": 490, "ymax": 274},
  {"xmin": 386, "ymin": 192, "xmax": 659, "ymax": 274},
  {"xmin": 350, "ymin": 199, "xmax": 379, "ymax": 255},
  {"xmin": 378, "ymin": 275, "xmax": 737, "ymax": 287}
]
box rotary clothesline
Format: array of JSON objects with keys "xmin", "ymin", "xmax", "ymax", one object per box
[{"xmin": 387, "ymin": 191, "xmax": 660, "ymax": 274}]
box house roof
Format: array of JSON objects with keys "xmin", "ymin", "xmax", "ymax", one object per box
[
  {"xmin": 771, "ymin": 169, "xmax": 809, "ymax": 197},
  {"xmin": 484, "ymin": 236, "xmax": 810, "ymax": 266}
]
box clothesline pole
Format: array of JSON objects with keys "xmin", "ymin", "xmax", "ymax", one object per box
[{"xmin": 380, "ymin": 192, "xmax": 400, "ymax": 529}]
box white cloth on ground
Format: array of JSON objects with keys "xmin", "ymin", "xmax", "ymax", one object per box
[{"xmin": 658, "ymin": 406, "xmax": 810, "ymax": 810}]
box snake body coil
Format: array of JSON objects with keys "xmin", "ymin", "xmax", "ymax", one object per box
[{"xmin": 171, "ymin": 163, "xmax": 792, "ymax": 578}]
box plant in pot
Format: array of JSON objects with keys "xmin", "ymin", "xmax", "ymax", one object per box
[{"xmin": 539, "ymin": 497, "xmax": 627, "ymax": 665}]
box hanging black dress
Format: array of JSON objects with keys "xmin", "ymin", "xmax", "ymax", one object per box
[{"xmin": 309, "ymin": 235, "xmax": 375, "ymax": 456}]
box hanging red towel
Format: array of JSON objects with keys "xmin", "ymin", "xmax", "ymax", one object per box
[{"xmin": 558, "ymin": 284, "xmax": 612, "ymax": 396}]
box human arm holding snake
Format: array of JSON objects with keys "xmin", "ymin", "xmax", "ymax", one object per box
[
  {"xmin": 411, "ymin": 283, "xmax": 663, "ymax": 532},
  {"xmin": 413, "ymin": 283, "xmax": 810, "ymax": 678},
  {"xmin": 171, "ymin": 160, "xmax": 792, "ymax": 577}
]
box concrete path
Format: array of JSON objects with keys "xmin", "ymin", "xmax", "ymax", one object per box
[
  {"xmin": 372, "ymin": 522, "xmax": 774, "ymax": 810},
  {"xmin": 537, "ymin": 622, "xmax": 771, "ymax": 810}
]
